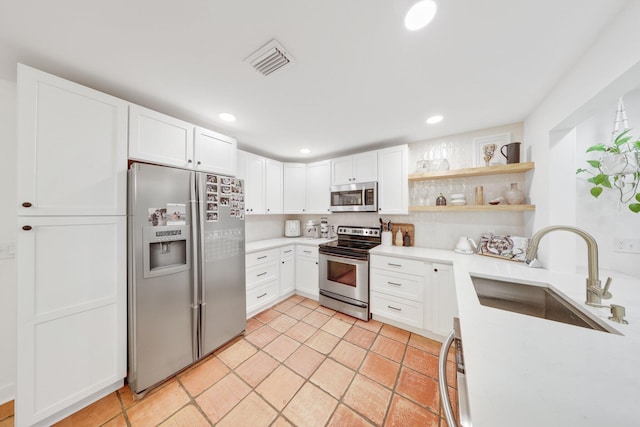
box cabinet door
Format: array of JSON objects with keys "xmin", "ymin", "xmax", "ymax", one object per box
[
  {"xmin": 244, "ymin": 152, "xmax": 266, "ymax": 215},
  {"xmin": 295, "ymin": 255, "xmax": 319, "ymax": 298},
  {"xmin": 430, "ymin": 263, "xmax": 458, "ymax": 336},
  {"xmin": 194, "ymin": 126, "xmax": 237, "ymax": 176},
  {"xmin": 280, "ymin": 256, "xmax": 295, "ymax": 296},
  {"xmin": 265, "ymin": 159, "xmax": 283, "ymax": 214},
  {"xmin": 331, "ymin": 155, "xmax": 354, "ymax": 185},
  {"xmin": 283, "ymin": 163, "xmax": 306, "ymax": 213},
  {"xmin": 377, "ymin": 145, "xmax": 409, "ymax": 215},
  {"xmin": 128, "ymin": 104, "xmax": 194, "ymax": 170},
  {"xmin": 17, "ymin": 64, "xmax": 128, "ymax": 216},
  {"xmin": 306, "ymin": 161, "xmax": 331, "ymax": 214},
  {"xmin": 16, "ymin": 216, "xmax": 126, "ymax": 426},
  {"xmin": 353, "ymin": 151, "xmax": 378, "ymax": 182}
]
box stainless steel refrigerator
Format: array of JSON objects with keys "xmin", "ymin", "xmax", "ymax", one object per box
[{"xmin": 127, "ymin": 162, "xmax": 246, "ymax": 396}]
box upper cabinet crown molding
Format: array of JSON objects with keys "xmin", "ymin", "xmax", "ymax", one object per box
[
  {"xmin": 17, "ymin": 64, "xmax": 128, "ymax": 216},
  {"xmin": 129, "ymin": 104, "xmax": 237, "ymax": 176}
]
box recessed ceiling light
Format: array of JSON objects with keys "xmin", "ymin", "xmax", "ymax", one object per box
[
  {"xmin": 219, "ymin": 112, "xmax": 236, "ymax": 122},
  {"xmin": 426, "ymin": 115, "xmax": 444, "ymax": 124},
  {"xmin": 405, "ymin": 0, "xmax": 437, "ymax": 31},
  {"xmin": 300, "ymin": 148, "xmax": 311, "ymax": 154}
]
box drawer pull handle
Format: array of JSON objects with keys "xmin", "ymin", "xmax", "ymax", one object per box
[
  {"xmin": 22, "ymin": 225, "xmax": 32, "ymax": 231},
  {"xmin": 388, "ymin": 305, "xmax": 402, "ymax": 311},
  {"xmin": 22, "ymin": 202, "xmax": 32, "ymax": 208},
  {"xmin": 257, "ymin": 293, "xmax": 267, "ymax": 299},
  {"xmin": 388, "ymin": 281, "xmax": 402, "ymax": 287},
  {"xmin": 284, "ymin": 250, "xmax": 292, "ymax": 253},
  {"xmin": 388, "ymin": 263, "xmax": 402, "ymax": 267},
  {"xmin": 304, "ymin": 250, "xmax": 312, "ymax": 254},
  {"xmin": 257, "ymin": 255, "xmax": 267, "ymax": 260},
  {"xmin": 257, "ymin": 272, "xmax": 267, "ymax": 277}
]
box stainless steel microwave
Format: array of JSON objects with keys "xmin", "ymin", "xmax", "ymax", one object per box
[{"xmin": 330, "ymin": 182, "xmax": 377, "ymax": 212}]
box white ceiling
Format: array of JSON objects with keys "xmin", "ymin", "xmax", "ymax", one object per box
[{"xmin": 0, "ymin": 0, "xmax": 629, "ymax": 161}]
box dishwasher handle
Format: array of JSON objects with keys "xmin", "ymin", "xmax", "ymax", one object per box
[{"xmin": 439, "ymin": 330, "xmax": 458, "ymax": 427}]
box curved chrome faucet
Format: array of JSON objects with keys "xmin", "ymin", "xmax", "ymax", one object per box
[{"xmin": 525, "ymin": 225, "xmax": 613, "ymax": 306}]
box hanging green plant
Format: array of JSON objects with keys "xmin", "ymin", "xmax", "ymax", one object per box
[{"xmin": 576, "ymin": 128, "xmax": 640, "ymax": 213}]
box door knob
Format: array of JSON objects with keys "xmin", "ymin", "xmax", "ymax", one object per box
[{"xmin": 22, "ymin": 225, "xmax": 32, "ymax": 231}]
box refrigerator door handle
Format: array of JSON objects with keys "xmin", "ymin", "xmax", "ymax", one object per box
[
  {"xmin": 194, "ymin": 171, "xmax": 208, "ymax": 357},
  {"xmin": 190, "ymin": 171, "xmax": 200, "ymax": 359}
]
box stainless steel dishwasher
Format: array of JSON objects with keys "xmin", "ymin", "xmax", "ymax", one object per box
[{"xmin": 439, "ymin": 317, "xmax": 472, "ymax": 427}]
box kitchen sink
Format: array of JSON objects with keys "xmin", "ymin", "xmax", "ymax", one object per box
[{"xmin": 470, "ymin": 276, "xmax": 619, "ymax": 334}]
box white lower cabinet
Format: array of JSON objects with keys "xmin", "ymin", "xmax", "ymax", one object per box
[
  {"xmin": 370, "ymin": 254, "xmax": 425, "ymax": 329},
  {"xmin": 295, "ymin": 246, "xmax": 319, "ymax": 298},
  {"xmin": 429, "ymin": 263, "xmax": 458, "ymax": 336},
  {"xmin": 16, "ymin": 216, "xmax": 126, "ymax": 426},
  {"xmin": 245, "ymin": 248, "xmax": 279, "ymax": 316},
  {"xmin": 280, "ymin": 246, "xmax": 295, "ymax": 296}
]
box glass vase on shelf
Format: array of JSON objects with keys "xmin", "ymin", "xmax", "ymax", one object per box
[{"xmin": 505, "ymin": 183, "xmax": 525, "ymax": 205}]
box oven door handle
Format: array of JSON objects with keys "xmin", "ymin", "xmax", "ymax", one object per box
[{"xmin": 439, "ymin": 330, "xmax": 458, "ymax": 427}]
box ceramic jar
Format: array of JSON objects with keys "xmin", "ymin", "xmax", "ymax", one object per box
[{"xmin": 505, "ymin": 183, "xmax": 525, "ymax": 205}]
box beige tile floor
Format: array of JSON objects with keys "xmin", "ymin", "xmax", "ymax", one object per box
[{"xmin": 1, "ymin": 295, "xmax": 458, "ymax": 427}]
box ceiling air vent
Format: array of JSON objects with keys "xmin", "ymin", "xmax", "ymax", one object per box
[{"xmin": 244, "ymin": 39, "xmax": 295, "ymax": 76}]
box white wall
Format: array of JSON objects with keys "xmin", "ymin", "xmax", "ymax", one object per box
[
  {"xmin": 0, "ymin": 78, "xmax": 17, "ymax": 404},
  {"xmin": 525, "ymin": 0, "xmax": 640, "ymax": 274}
]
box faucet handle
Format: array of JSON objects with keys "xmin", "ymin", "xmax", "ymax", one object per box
[{"xmin": 601, "ymin": 277, "xmax": 613, "ymax": 299}]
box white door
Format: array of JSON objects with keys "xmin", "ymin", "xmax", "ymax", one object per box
[
  {"xmin": 295, "ymin": 255, "xmax": 319, "ymax": 298},
  {"xmin": 17, "ymin": 64, "xmax": 128, "ymax": 216},
  {"xmin": 194, "ymin": 126, "xmax": 237, "ymax": 176},
  {"xmin": 244, "ymin": 152, "xmax": 266, "ymax": 215},
  {"xmin": 128, "ymin": 104, "xmax": 194, "ymax": 169},
  {"xmin": 283, "ymin": 163, "xmax": 306, "ymax": 213},
  {"xmin": 305, "ymin": 161, "xmax": 331, "ymax": 214},
  {"xmin": 330, "ymin": 155, "xmax": 354, "ymax": 185},
  {"xmin": 352, "ymin": 151, "xmax": 378, "ymax": 183},
  {"xmin": 265, "ymin": 159, "xmax": 283, "ymax": 214},
  {"xmin": 377, "ymin": 145, "xmax": 409, "ymax": 215},
  {"xmin": 16, "ymin": 216, "xmax": 126, "ymax": 426},
  {"xmin": 280, "ymin": 255, "xmax": 295, "ymax": 296}
]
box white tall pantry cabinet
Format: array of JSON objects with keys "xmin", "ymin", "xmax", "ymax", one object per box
[{"xmin": 16, "ymin": 65, "xmax": 127, "ymax": 426}]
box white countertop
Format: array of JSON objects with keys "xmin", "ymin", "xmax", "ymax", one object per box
[
  {"xmin": 246, "ymin": 236, "xmax": 336, "ymax": 254},
  {"xmin": 371, "ymin": 244, "xmax": 639, "ymax": 426}
]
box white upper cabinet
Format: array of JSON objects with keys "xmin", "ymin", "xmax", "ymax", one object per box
[
  {"xmin": 331, "ymin": 151, "xmax": 378, "ymax": 185},
  {"xmin": 129, "ymin": 105, "xmax": 237, "ymax": 176},
  {"xmin": 265, "ymin": 159, "xmax": 283, "ymax": 214},
  {"xmin": 194, "ymin": 126, "xmax": 237, "ymax": 176},
  {"xmin": 283, "ymin": 163, "xmax": 306, "ymax": 214},
  {"xmin": 17, "ymin": 64, "xmax": 128, "ymax": 216},
  {"xmin": 243, "ymin": 151, "xmax": 266, "ymax": 215},
  {"xmin": 306, "ymin": 160, "xmax": 331, "ymax": 214},
  {"xmin": 128, "ymin": 104, "xmax": 194, "ymax": 170},
  {"xmin": 377, "ymin": 145, "xmax": 409, "ymax": 215}
]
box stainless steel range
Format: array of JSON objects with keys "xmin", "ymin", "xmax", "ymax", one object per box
[{"xmin": 318, "ymin": 225, "xmax": 381, "ymax": 321}]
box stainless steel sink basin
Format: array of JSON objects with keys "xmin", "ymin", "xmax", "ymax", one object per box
[{"xmin": 471, "ymin": 276, "xmax": 619, "ymax": 334}]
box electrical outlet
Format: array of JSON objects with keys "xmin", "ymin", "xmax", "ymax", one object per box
[{"xmin": 614, "ymin": 238, "xmax": 640, "ymax": 254}]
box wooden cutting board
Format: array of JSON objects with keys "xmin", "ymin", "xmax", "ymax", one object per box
[{"xmin": 390, "ymin": 223, "xmax": 415, "ymax": 246}]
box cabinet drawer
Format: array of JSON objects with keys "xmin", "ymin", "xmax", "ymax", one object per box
[
  {"xmin": 247, "ymin": 281, "xmax": 279, "ymax": 313},
  {"xmin": 296, "ymin": 245, "xmax": 318, "ymax": 258},
  {"xmin": 246, "ymin": 248, "xmax": 279, "ymax": 268},
  {"xmin": 246, "ymin": 262, "xmax": 278, "ymax": 289},
  {"xmin": 280, "ymin": 245, "xmax": 295, "ymax": 258},
  {"xmin": 371, "ymin": 292, "xmax": 423, "ymax": 328},
  {"xmin": 370, "ymin": 254, "xmax": 424, "ymax": 276},
  {"xmin": 370, "ymin": 269, "xmax": 424, "ymax": 302}
]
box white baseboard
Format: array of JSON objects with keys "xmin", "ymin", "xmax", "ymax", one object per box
[{"xmin": 0, "ymin": 381, "xmax": 15, "ymax": 406}]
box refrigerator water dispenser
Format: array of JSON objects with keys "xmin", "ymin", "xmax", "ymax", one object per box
[{"xmin": 143, "ymin": 225, "xmax": 191, "ymax": 278}]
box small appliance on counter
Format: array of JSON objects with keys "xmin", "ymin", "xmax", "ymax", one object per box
[
  {"xmin": 285, "ymin": 220, "xmax": 301, "ymax": 237},
  {"xmin": 304, "ymin": 220, "xmax": 320, "ymax": 239}
]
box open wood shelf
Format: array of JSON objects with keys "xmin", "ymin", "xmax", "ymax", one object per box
[
  {"xmin": 408, "ymin": 162, "xmax": 535, "ymax": 181},
  {"xmin": 409, "ymin": 204, "xmax": 535, "ymax": 212}
]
